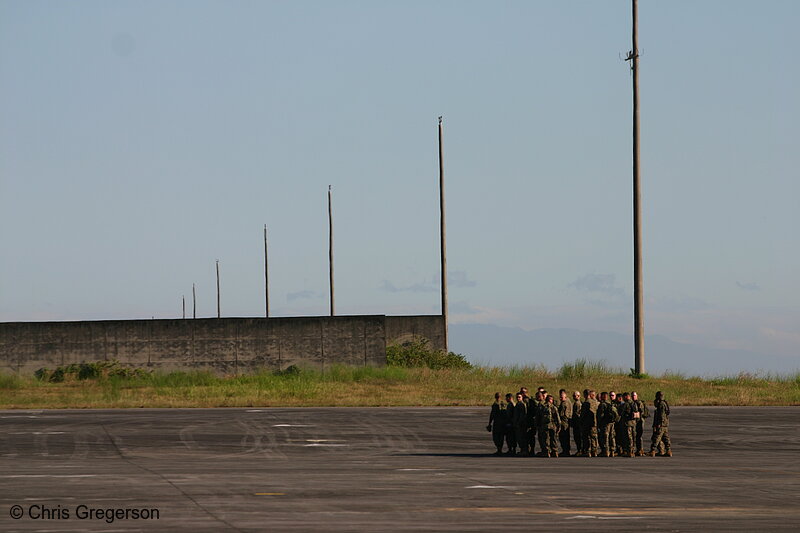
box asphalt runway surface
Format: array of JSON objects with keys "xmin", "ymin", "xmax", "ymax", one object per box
[{"xmin": 1, "ymin": 406, "xmax": 799, "ymax": 532}]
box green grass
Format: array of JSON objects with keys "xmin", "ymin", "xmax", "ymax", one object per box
[{"xmin": 1, "ymin": 361, "xmax": 798, "ymax": 409}]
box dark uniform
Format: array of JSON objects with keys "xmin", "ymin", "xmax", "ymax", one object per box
[
  {"xmin": 613, "ymin": 398, "xmax": 625, "ymax": 455},
  {"xmin": 513, "ymin": 399, "xmax": 529, "ymax": 456},
  {"xmin": 649, "ymin": 394, "xmax": 671, "ymax": 457},
  {"xmin": 524, "ymin": 397, "xmax": 536, "ymax": 456},
  {"xmin": 557, "ymin": 398, "xmax": 571, "ymax": 456},
  {"xmin": 580, "ymin": 396, "xmax": 599, "ymax": 457},
  {"xmin": 505, "ymin": 400, "xmax": 517, "ymax": 454},
  {"xmin": 488, "ymin": 399, "xmax": 507, "ymax": 454}
]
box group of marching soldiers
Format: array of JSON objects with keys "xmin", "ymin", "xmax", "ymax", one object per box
[{"xmin": 487, "ymin": 387, "xmax": 672, "ymax": 458}]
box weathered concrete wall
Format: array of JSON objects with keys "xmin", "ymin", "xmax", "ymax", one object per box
[
  {"xmin": 0, "ymin": 315, "xmax": 445, "ymax": 375},
  {"xmin": 385, "ymin": 315, "xmax": 446, "ymax": 351}
]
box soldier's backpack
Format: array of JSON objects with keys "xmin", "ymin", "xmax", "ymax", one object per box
[{"xmin": 610, "ymin": 403, "xmax": 620, "ymax": 423}]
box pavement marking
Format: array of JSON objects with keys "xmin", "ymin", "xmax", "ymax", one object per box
[
  {"xmin": 565, "ymin": 515, "xmax": 644, "ymax": 520},
  {"xmin": 466, "ymin": 485, "xmax": 515, "ymax": 489},
  {"xmin": 273, "ymin": 424, "xmax": 313, "ymax": 427},
  {"xmin": 9, "ymin": 431, "xmax": 66, "ymax": 435},
  {"xmin": 439, "ymin": 506, "xmax": 797, "ymax": 517},
  {"xmin": 306, "ymin": 439, "xmax": 346, "ymax": 442},
  {"xmin": 397, "ymin": 468, "xmax": 443, "ymax": 471},
  {"xmin": 739, "ymin": 467, "xmax": 800, "ymax": 477},
  {"xmin": 255, "ymin": 492, "xmax": 286, "ymax": 496},
  {"xmin": 303, "ymin": 443, "xmax": 348, "ymax": 447},
  {"xmin": 2, "ymin": 474, "xmax": 98, "ymax": 478}
]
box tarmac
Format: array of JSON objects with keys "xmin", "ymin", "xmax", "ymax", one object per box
[{"xmin": 1, "ymin": 406, "xmax": 799, "ymax": 532}]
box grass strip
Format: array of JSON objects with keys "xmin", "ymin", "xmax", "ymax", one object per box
[{"xmin": 1, "ymin": 363, "xmax": 798, "ymax": 408}]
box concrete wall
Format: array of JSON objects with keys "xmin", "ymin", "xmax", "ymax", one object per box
[
  {"xmin": 0, "ymin": 315, "xmax": 445, "ymax": 375},
  {"xmin": 385, "ymin": 315, "xmax": 447, "ymax": 351}
]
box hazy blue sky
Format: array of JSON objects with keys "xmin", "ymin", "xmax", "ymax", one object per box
[{"xmin": 1, "ymin": 1, "xmax": 798, "ymax": 369}]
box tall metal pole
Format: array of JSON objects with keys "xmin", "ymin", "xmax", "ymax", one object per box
[
  {"xmin": 182, "ymin": 295, "xmax": 186, "ymax": 319},
  {"xmin": 328, "ymin": 185, "xmax": 335, "ymax": 317},
  {"xmin": 438, "ymin": 116, "xmax": 449, "ymax": 353},
  {"xmin": 216, "ymin": 259, "xmax": 221, "ymax": 319},
  {"xmin": 192, "ymin": 283, "xmax": 196, "ymax": 319},
  {"xmin": 629, "ymin": 0, "xmax": 645, "ymax": 374},
  {"xmin": 264, "ymin": 224, "xmax": 270, "ymax": 318}
]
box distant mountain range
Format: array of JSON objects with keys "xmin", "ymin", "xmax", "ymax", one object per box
[{"xmin": 449, "ymin": 323, "xmax": 798, "ymax": 376}]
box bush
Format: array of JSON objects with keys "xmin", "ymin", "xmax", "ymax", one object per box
[
  {"xmin": 557, "ymin": 359, "xmax": 618, "ymax": 380},
  {"xmin": 386, "ymin": 339, "xmax": 471, "ymax": 369},
  {"xmin": 34, "ymin": 360, "xmax": 150, "ymax": 382},
  {"xmin": 0, "ymin": 372, "xmax": 22, "ymax": 389}
]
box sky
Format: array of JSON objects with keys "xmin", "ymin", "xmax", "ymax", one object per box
[{"xmin": 1, "ymin": 1, "xmax": 798, "ymax": 370}]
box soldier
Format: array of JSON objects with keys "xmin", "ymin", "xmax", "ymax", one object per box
[
  {"xmin": 542, "ymin": 395, "xmax": 560, "ymax": 457},
  {"xmin": 612, "ymin": 391, "xmax": 625, "ymax": 455},
  {"xmin": 597, "ymin": 392, "xmax": 617, "ymax": 457},
  {"xmin": 605, "ymin": 391, "xmax": 618, "ymax": 456},
  {"xmin": 513, "ymin": 392, "xmax": 529, "ymax": 456},
  {"xmin": 619, "ymin": 392, "xmax": 640, "ymax": 457},
  {"xmin": 522, "ymin": 388, "xmax": 535, "ymax": 456},
  {"xmin": 533, "ymin": 391, "xmax": 549, "ymax": 456},
  {"xmin": 580, "ymin": 390, "xmax": 599, "ymax": 457},
  {"xmin": 557, "ymin": 389, "xmax": 571, "ymax": 457},
  {"xmin": 487, "ymin": 392, "xmax": 507, "ymax": 456},
  {"xmin": 504, "ymin": 393, "xmax": 517, "ymax": 455},
  {"xmin": 571, "ymin": 390, "xmax": 582, "ymax": 456},
  {"xmin": 631, "ymin": 391, "xmax": 650, "ymax": 456},
  {"xmin": 649, "ymin": 391, "xmax": 672, "ymax": 457}
]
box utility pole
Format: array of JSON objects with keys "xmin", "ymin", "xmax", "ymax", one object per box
[
  {"xmin": 438, "ymin": 116, "xmax": 449, "ymax": 353},
  {"xmin": 216, "ymin": 260, "xmax": 221, "ymax": 319},
  {"xmin": 192, "ymin": 283, "xmax": 196, "ymax": 319},
  {"xmin": 627, "ymin": 0, "xmax": 645, "ymax": 375},
  {"xmin": 328, "ymin": 185, "xmax": 335, "ymax": 317},
  {"xmin": 264, "ymin": 224, "xmax": 270, "ymax": 318},
  {"xmin": 182, "ymin": 295, "xmax": 185, "ymax": 319}
]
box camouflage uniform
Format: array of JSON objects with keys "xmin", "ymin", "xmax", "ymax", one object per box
[
  {"xmin": 534, "ymin": 400, "xmax": 548, "ymax": 456},
  {"xmin": 632, "ymin": 398, "xmax": 650, "ymax": 455},
  {"xmin": 513, "ymin": 399, "xmax": 529, "ymax": 456},
  {"xmin": 619, "ymin": 399, "xmax": 641, "ymax": 456},
  {"xmin": 542, "ymin": 402, "xmax": 560, "ymax": 456},
  {"xmin": 597, "ymin": 399, "xmax": 618, "ymax": 457},
  {"xmin": 557, "ymin": 398, "xmax": 571, "ymax": 456},
  {"xmin": 580, "ymin": 397, "xmax": 599, "ymax": 456},
  {"xmin": 488, "ymin": 399, "xmax": 507, "ymax": 454},
  {"xmin": 571, "ymin": 398, "xmax": 582, "ymax": 455},
  {"xmin": 649, "ymin": 398, "xmax": 671, "ymax": 456}
]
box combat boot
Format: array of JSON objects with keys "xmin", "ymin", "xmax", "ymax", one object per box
[
  {"xmin": 648, "ymin": 450, "xmax": 656, "ymax": 457},
  {"xmin": 636, "ymin": 450, "xmax": 645, "ymax": 457},
  {"xmin": 665, "ymin": 450, "xmax": 672, "ymax": 457}
]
